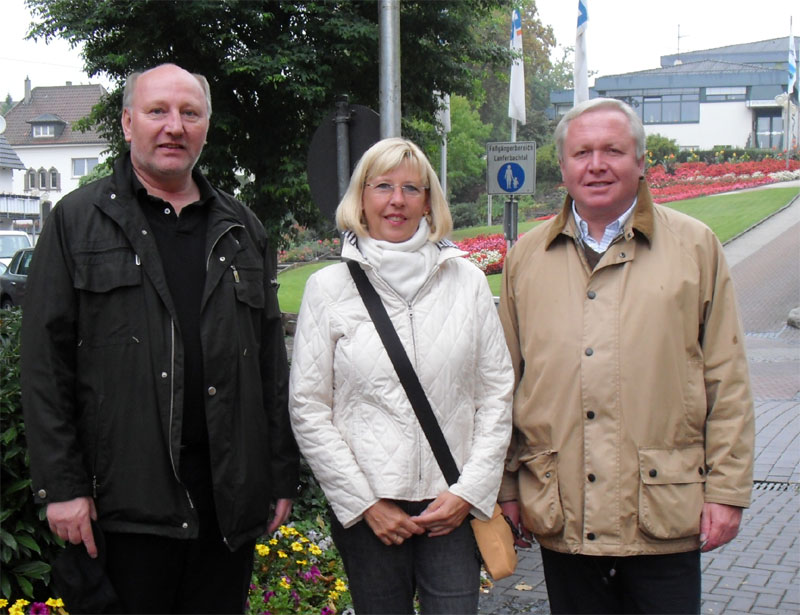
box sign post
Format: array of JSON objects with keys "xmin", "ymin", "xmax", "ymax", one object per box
[{"xmin": 486, "ymin": 141, "xmax": 536, "ymax": 247}]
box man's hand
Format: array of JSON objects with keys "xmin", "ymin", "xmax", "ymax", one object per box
[
  {"xmin": 267, "ymin": 498, "xmax": 294, "ymax": 534},
  {"xmin": 499, "ymin": 500, "xmax": 533, "ymax": 548},
  {"xmin": 47, "ymin": 497, "xmax": 98, "ymax": 558},
  {"xmin": 411, "ymin": 492, "xmax": 472, "ymax": 537},
  {"xmin": 364, "ymin": 499, "xmax": 425, "ymax": 546},
  {"xmin": 699, "ymin": 502, "xmax": 743, "ymax": 552}
]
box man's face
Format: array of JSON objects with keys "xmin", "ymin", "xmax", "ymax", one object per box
[
  {"xmin": 121, "ymin": 65, "xmax": 209, "ymax": 186},
  {"xmin": 559, "ymin": 108, "xmax": 645, "ymax": 220}
]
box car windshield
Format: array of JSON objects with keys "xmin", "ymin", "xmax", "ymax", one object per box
[{"xmin": 0, "ymin": 236, "xmax": 32, "ymax": 258}]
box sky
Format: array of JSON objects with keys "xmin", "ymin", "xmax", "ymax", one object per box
[{"xmin": 0, "ymin": 0, "xmax": 796, "ymax": 104}]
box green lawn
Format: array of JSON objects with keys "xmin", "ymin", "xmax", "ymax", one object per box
[{"xmin": 279, "ymin": 185, "xmax": 799, "ymax": 312}]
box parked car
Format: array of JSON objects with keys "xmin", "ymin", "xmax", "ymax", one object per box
[
  {"xmin": 0, "ymin": 247, "xmax": 34, "ymax": 309},
  {"xmin": 0, "ymin": 230, "xmax": 33, "ymax": 273}
]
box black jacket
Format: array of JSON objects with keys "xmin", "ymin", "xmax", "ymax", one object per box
[{"xmin": 21, "ymin": 156, "xmax": 298, "ymax": 551}]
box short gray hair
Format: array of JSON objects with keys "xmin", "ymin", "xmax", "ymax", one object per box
[
  {"xmin": 554, "ymin": 98, "xmax": 644, "ymax": 161},
  {"xmin": 122, "ymin": 64, "xmax": 212, "ymax": 117}
]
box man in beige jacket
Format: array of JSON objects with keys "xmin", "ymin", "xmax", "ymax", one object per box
[{"xmin": 498, "ymin": 98, "xmax": 754, "ymax": 614}]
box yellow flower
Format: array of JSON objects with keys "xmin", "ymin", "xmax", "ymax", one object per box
[
  {"xmin": 279, "ymin": 577, "xmax": 291, "ymax": 590},
  {"xmin": 0, "ymin": 600, "xmax": 7, "ymax": 608},
  {"xmin": 296, "ymin": 559, "xmax": 308, "ymax": 566},
  {"xmin": 9, "ymin": 600, "xmax": 30, "ymax": 615},
  {"xmin": 269, "ymin": 538, "xmax": 278, "ymax": 545},
  {"xmin": 309, "ymin": 544, "xmax": 323, "ymax": 556},
  {"xmin": 335, "ymin": 578, "xmax": 348, "ymax": 592},
  {"xmin": 291, "ymin": 541, "xmax": 304, "ymax": 552},
  {"xmin": 329, "ymin": 591, "xmax": 340, "ymax": 601},
  {"xmin": 278, "ymin": 550, "xmax": 288, "ymax": 558},
  {"xmin": 300, "ymin": 537, "xmax": 310, "ymax": 543},
  {"xmin": 46, "ymin": 598, "xmax": 65, "ymax": 608},
  {"xmin": 256, "ymin": 544, "xmax": 270, "ymax": 556}
]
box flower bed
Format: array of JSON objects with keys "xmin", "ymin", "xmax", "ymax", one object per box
[
  {"xmin": 455, "ymin": 235, "xmax": 508, "ymax": 275},
  {"xmin": 646, "ymin": 159, "xmax": 800, "ymax": 203},
  {"xmin": 248, "ymin": 523, "xmax": 352, "ymax": 615}
]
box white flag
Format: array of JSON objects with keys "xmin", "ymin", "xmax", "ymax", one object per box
[
  {"xmin": 789, "ymin": 32, "xmax": 797, "ymax": 95},
  {"xmin": 574, "ymin": 0, "xmax": 589, "ymax": 105},
  {"xmin": 508, "ymin": 8, "xmax": 526, "ymax": 124}
]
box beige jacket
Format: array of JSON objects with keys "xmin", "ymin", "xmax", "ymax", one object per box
[{"xmin": 498, "ymin": 180, "xmax": 754, "ymax": 556}]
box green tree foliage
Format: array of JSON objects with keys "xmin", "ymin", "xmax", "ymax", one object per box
[
  {"xmin": 476, "ymin": 1, "xmax": 557, "ymax": 146},
  {"xmin": 646, "ymin": 133, "xmax": 680, "ymax": 164},
  {"xmin": 26, "ymin": 0, "xmax": 513, "ymax": 244},
  {"xmin": 0, "ymin": 310, "xmax": 63, "ymax": 601},
  {"xmin": 0, "ymin": 94, "xmax": 13, "ymax": 116}
]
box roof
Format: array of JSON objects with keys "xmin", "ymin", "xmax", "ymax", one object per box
[
  {"xmin": 661, "ymin": 36, "xmax": 798, "ymax": 68},
  {"xmin": 4, "ymin": 83, "xmax": 108, "ymax": 147},
  {"xmin": 0, "ymin": 135, "xmax": 25, "ymax": 170}
]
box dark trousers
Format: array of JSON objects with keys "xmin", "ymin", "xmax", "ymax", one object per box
[
  {"xmin": 330, "ymin": 501, "xmax": 481, "ymax": 614},
  {"xmin": 540, "ymin": 547, "xmax": 701, "ymax": 614},
  {"xmin": 104, "ymin": 531, "xmax": 256, "ymax": 614}
]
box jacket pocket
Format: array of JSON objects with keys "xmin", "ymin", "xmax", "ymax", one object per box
[
  {"xmin": 638, "ymin": 446, "xmax": 706, "ymax": 539},
  {"xmin": 73, "ymin": 247, "xmax": 141, "ymax": 293},
  {"xmin": 233, "ymin": 265, "xmax": 265, "ymax": 309},
  {"xmin": 518, "ymin": 450, "xmax": 564, "ymax": 537}
]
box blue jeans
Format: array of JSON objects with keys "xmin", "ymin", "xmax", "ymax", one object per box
[{"xmin": 330, "ymin": 500, "xmax": 480, "ymax": 614}]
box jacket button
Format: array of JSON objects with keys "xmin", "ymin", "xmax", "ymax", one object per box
[
  {"xmin": 208, "ymin": 387, "xmax": 217, "ymax": 396},
  {"xmin": 545, "ymin": 472, "xmax": 551, "ymax": 479},
  {"xmin": 37, "ymin": 489, "xmax": 47, "ymax": 499},
  {"xmin": 587, "ymin": 532, "xmax": 596, "ymax": 540},
  {"xmin": 649, "ymin": 469, "xmax": 658, "ymax": 478},
  {"xmin": 182, "ymin": 522, "xmax": 189, "ymax": 529},
  {"xmin": 619, "ymin": 252, "xmax": 626, "ymax": 258},
  {"xmin": 219, "ymin": 256, "xmax": 226, "ymax": 262},
  {"xmin": 588, "ymin": 474, "xmax": 596, "ymax": 482},
  {"xmin": 698, "ymin": 467, "xmax": 704, "ymax": 475},
  {"xmin": 587, "ymin": 290, "xmax": 596, "ymax": 299},
  {"xmin": 585, "ymin": 348, "xmax": 594, "ymax": 356},
  {"xmin": 161, "ymin": 372, "xmax": 168, "ymax": 379},
  {"xmin": 587, "ymin": 411, "xmax": 595, "ymax": 419},
  {"xmin": 110, "ymin": 193, "xmax": 116, "ymax": 200}
]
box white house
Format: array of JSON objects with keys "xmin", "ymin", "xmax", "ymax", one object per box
[
  {"xmin": 550, "ymin": 37, "xmax": 799, "ymax": 152},
  {"xmin": 3, "ymin": 78, "xmax": 109, "ymax": 230}
]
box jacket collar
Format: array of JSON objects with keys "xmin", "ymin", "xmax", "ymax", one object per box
[{"xmin": 545, "ymin": 178, "xmax": 656, "ymax": 249}]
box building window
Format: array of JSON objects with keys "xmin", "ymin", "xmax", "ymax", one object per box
[
  {"xmin": 25, "ymin": 168, "xmax": 37, "ymax": 191},
  {"xmin": 32, "ymin": 124, "xmax": 55, "ymax": 138},
  {"xmin": 49, "ymin": 167, "xmax": 61, "ymax": 191},
  {"xmin": 628, "ymin": 93, "xmax": 699, "ymax": 125},
  {"xmin": 704, "ymin": 87, "xmax": 746, "ymax": 102},
  {"xmin": 38, "ymin": 168, "xmax": 48, "ymax": 189},
  {"xmin": 72, "ymin": 158, "xmax": 99, "ymax": 177}
]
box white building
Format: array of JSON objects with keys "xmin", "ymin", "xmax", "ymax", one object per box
[
  {"xmin": 550, "ymin": 37, "xmax": 799, "ymax": 152},
  {"xmin": 3, "ymin": 78, "xmax": 109, "ymax": 231}
]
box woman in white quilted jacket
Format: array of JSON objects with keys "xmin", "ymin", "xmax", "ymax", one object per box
[{"xmin": 289, "ymin": 137, "xmax": 514, "ymax": 614}]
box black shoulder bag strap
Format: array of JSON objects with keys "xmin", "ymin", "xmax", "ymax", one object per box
[{"xmin": 347, "ymin": 260, "xmax": 461, "ymax": 486}]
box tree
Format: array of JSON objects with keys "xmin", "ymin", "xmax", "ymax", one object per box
[
  {"xmin": 0, "ymin": 94, "xmax": 13, "ymax": 116},
  {"xmin": 25, "ymin": 0, "xmax": 513, "ymax": 244}
]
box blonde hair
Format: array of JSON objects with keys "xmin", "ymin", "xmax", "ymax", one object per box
[
  {"xmin": 554, "ymin": 97, "xmax": 644, "ymax": 161},
  {"xmin": 335, "ymin": 137, "xmax": 452, "ymax": 241}
]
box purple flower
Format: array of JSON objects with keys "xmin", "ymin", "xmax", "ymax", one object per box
[
  {"xmin": 30, "ymin": 604, "xmax": 50, "ymax": 615},
  {"xmin": 321, "ymin": 607, "xmax": 334, "ymax": 615},
  {"xmin": 263, "ymin": 590, "xmax": 275, "ymax": 601},
  {"xmin": 291, "ymin": 590, "xmax": 300, "ymax": 605}
]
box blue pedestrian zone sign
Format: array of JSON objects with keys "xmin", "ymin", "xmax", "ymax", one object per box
[
  {"xmin": 498, "ymin": 163, "xmax": 525, "ymax": 193},
  {"xmin": 486, "ymin": 141, "xmax": 536, "ymax": 195}
]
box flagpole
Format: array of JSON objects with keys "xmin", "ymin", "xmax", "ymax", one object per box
[
  {"xmin": 574, "ymin": 0, "xmax": 589, "ymax": 105},
  {"xmin": 787, "ymin": 17, "xmax": 795, "ymax": 169}
]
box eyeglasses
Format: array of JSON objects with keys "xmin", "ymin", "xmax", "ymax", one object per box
[{"xmin": 365, "ymin": 182, "xmax": 429, "ymax": 199}]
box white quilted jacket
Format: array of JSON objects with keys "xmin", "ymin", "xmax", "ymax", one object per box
[{"xmin": 289, "ymin": 235, "xmax": 514, "ymax": 528}]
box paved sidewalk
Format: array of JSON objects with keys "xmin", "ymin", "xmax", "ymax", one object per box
[{"xmin": 480, "ymin": 187, "xmax": 800, "ymax": 614}]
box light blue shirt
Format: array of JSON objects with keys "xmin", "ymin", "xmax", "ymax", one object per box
[{"xmin": 572, "ymin": 198, "xmax": 637, "ymax": 253}]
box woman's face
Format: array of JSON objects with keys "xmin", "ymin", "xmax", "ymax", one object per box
[{"xmin": 362, "ymin": 162, "xmax": 429, "ymax": 243}]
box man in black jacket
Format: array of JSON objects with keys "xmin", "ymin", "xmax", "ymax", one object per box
[{"xmin": 21, "ymin": 63, "xmax": 299, "ymax": 614}]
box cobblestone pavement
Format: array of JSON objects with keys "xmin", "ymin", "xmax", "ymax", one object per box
[{"xmin": 479, "ymin": 190, "xmax": 800, "ymax": 614}]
